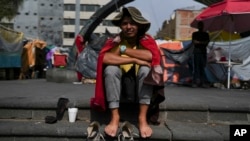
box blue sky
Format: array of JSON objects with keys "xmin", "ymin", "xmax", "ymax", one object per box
[{"xmin": 125, "ymin": 0, "xmax": 205, "ymax": 36}]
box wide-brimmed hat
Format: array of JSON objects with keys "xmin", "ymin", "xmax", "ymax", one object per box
[{"xmin": 112, "ymin": 7, "xmax": 151, "ymax": 33}]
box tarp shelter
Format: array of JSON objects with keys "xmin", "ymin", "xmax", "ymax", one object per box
[
  {"xmin": 157, "ymin": 40, "xmax": 193, "ymax": 85},
  {"xmin": 207, "ymin": 35, "xmax": 250, "ymax": 82},
  {"xmin": 191, "ymin": 0, "xmax": 250, "ymax": 89},
  {"xmin": 0, "ymin": 24, "xmax": 24, "ymax": 68},
  {"xmin": 209, "ymin": 30, "xmax": 240, "ymax": 41},
  {"xmin": 157, "ymin": 35, "xmax": 250, "ymax": 86},
  {"xmin": 74, "ymin": 34, "xmax": 249, "ymax": 87}
]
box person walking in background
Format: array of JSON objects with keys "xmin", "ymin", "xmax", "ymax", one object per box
[
  {"xmin": 192, "ymin": 21, "xmax": 210, "ymax": 87},
  {"xmin": 90, "ymin": 6, "xmax": 165, "ymax": 139}
]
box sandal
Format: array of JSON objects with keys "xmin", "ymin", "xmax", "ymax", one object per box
[
  {"xmin": 118, "ymin": 121, "xmax": 135, "ymax": 141},
  {"xmin": 45, "ymin": 97, "xmax": 69, "ymax": 123},
  {"xmin": 56, "ymin": 97, "xmax": 69, "ymax": 120},
  {"xmin": 87, "ymin": 121, "xmax": 105, "ymax": 141}
]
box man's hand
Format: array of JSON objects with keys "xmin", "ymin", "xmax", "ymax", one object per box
[{"xmin": 134, "ymin": 58, "xmax": 151, "ymax": 67}]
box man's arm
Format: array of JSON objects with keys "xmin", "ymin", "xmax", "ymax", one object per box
[
  {"xmin": 124, "ymin": 48, "xmax": 152, "ymax": 62},
  {"xmin": 103, "ymin": 47, "xmax": 151, "ymax": 67}
]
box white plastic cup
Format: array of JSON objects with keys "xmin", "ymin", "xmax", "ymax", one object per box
[{"xmin": 68, "ymin": 108, "xmax": 78, "ymax": 123}]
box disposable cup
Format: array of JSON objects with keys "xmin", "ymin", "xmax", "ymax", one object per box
[{"xmin": 68, "ymin": 108, "xmax": 78, "ymax": 123}]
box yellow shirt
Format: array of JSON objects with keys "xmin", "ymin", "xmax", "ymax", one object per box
[{"xmin": 111, "ymin": 40, "xmax": 140, "ymax": 73}]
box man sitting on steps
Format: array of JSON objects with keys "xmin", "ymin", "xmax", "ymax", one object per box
[{"xmin": 90, "ymin": 6, "xmax": 165, "ymax": 139}]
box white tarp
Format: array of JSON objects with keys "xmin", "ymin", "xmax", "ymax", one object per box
[{"xmin": 207, "ymin": 36, "xmax": 250, "ymax": 81}]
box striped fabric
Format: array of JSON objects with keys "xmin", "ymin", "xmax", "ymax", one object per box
[{"xmin": 194, "ymin": 0, "xmax": 223, "ymax": 6}]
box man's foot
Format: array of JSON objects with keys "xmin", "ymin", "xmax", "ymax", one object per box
[
  {"xmin": 138, "ymin": 104, "xmax": 152, "ymax": 138},
  {"xmin": 104, "ymin": 111, "xmax": 120, "ymax": 137},
  {"xmin": 139, "ymin": 122, "xmax": 153, "ymax": 138},
  {"xmin": 104, "ymin": 122, "xmax": 119, "ymax": 137}
]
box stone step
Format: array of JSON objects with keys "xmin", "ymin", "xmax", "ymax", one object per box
[
  {"xmin": 1, "ymin": 100, "xmax": 249, "ymax": 125},
  {"xmin": 0, "ymin": 96, "xmax": 249, "ymax": 125},
  {"xmin": 0, "ymin": 79, "xmax": 250, "ymax": 141},
  {"xmin": 0, "ymin": 119, "xmax": 229, "ymax": 141}
]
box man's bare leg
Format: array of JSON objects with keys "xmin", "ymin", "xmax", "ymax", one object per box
[
  {"xmin": 138, "ymin": 104, "xmax": 152, "ymax": 138},
  {"xmin": 104, "ymin": 108, "xmax": 120, "ymax": 137}
]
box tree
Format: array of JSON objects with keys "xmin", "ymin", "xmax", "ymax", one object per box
[{"xmin": 0, "ymin": 0, "xmax": 24, "ymax": 21}]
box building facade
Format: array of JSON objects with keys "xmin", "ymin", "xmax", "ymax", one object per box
[
  {"xmin": 63, "ymin": 0, "xmax": 120, "ymax": 47},
  {"xmin": 14, "ymin": 0, "xmax": 64, "ymax": 46},
  {"xmin": 12, "ymin": 1, "xmax": 204, "ymax": 45},
  {"xmin": 13, "ymin": 0, "xmax": 120, "ymax": 47},
  {"xmin": 156, "ymin": 7, "xmax": 204, "ymax": 40}
]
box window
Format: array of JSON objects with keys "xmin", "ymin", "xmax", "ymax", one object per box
[
  {"xmin": 102, "ymin": 20, "xmax": 113, "ymax": 26},
  {"xmin": 80, "ymin": 4, "xmax": 100, "ymax": 12},
  {"xmin": 64, "ymin": 19, "xmax": 75, "ymax": 25},
  {"xmin": 64, "ymin": 4, "xmax": 75, "ymax": 11},
  {"xmin": 64, "ymin": 32, "xmax": 75, "ymax": 38},
  {"xmin": 80, "ymin": 19, "xmax": 88, "ymax": 25}
]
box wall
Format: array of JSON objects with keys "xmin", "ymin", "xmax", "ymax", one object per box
[
  {"xmin": 14, "ymin": 0, "xmax": 64, "ymax": 46},
  {"xmin": 156, "ymin": 8, "xmax": 203, "ymax": 40}
]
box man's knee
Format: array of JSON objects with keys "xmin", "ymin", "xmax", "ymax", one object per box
[
  {"xmin": 104, "ymin": 66, "xmax": 121, "ymax": 77},
  {"xmin": 138, "ymin": 66, "xmax": 150, "ymax": 77}
]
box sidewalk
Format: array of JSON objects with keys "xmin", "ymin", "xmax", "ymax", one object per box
[{"xmin": 1, "ymin": 79, "xmax": 249, "ymax": 111}]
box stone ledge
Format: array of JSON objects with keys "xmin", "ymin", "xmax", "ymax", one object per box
[
  {"xmin": 1, "ymin": 108, "xmax": 249, "ymax": 125},
  {"xmin": 166, "ymin": 121, "xmax": 229, "ymax": 141},
  {"xmin": 0, "ymin": 120, "xmax": 232, "ymax": 141}
]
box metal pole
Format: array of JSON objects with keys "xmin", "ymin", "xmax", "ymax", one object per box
[
  {"xmin": 75, "ymin": 0, "xmax": 80, "ymax": 38},
  {"xmin": 227, "ymin": 39, "xmax": 231, "ymax": 89}
]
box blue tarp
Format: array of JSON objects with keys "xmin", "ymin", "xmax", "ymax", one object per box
[{"xmin": 0, "ymin": 52, "xmax": 21, "ymax": 68}]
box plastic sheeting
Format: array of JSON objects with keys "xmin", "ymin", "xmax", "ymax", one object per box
[
  {"xmin": 75, "ymin": 34, "xmax": 109, "ymax": 79},
  {"xmin": 209, "ymin": 30, "xmax": 240, "ymax": 42},
  {"xmin": 207, "ymin": 36, "xmax": 250, "ymax": 81},
  {"xmin": 75, "ymin": 46, "xmax": 98, "ymax": 79},
  {"xmin": 158, "ymin": 40, "xmax": 193, "ymax": 84},
  {"xmin": 0, "ymin": 25, "xmax": 24, "ymax": 52},
  {"xmin": 75, "ymin": 34, "xmax": 250, "ymax": 83},
  {"xmin": 0, "ymin": 25, "xmax": 24, "ymax": 68}
]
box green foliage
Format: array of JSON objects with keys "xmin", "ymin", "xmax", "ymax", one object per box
[{"xmin": 0, "ymin": 0, "xmax": 24, "ymax": 20}]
